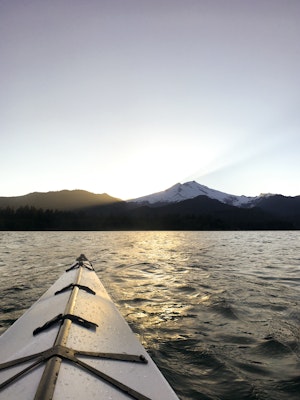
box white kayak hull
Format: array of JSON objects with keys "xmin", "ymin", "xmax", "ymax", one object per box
[{"xmin": 0, "ymin": 255, "xmax": 179, "ymax": 399}]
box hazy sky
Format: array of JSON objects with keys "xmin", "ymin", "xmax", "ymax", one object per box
[{"xmin": 1, "ymin": 0, "xmax": 299, "ymax": 199}]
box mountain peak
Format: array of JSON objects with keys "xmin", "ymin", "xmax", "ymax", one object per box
[{"xmin": 129, "ymin": 181, "xmax": 258, "ymax": 207}]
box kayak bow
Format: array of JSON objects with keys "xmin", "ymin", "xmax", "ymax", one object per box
[{"xmin": 0, "ymin": 255, "xmax": 179, "ymax": 400}]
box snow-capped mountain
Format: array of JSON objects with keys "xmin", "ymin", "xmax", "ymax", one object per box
[{"xmin": 129, "ymin": 181, "xmax": 272, "ymax": 207}]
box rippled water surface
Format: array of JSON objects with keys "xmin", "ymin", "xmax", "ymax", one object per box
[{"xmin": 0, "ymin": 231, "xmax": 299, "ymax": 399}]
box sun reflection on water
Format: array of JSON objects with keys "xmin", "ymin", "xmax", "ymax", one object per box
[{"xmin": 1, "ymin": 231, "xmax": 300, "ymax": 400}]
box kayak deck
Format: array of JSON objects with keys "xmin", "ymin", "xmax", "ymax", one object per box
[{"xmin": 0, "ymin": 255, "xmax": 179, "ymax": 399}]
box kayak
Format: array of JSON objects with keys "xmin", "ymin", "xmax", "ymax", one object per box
[{"xmin": 0, "ymin": 255, "xmax": 179, "ymax": 400}]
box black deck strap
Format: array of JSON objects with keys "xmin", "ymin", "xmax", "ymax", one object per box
[
  {"xmin": 0, "ymin": 356, "xmax": 46, "ymax": 391},
  {"xmin": 75, "ymin": 357, "xmax": 151, "ymax": 400},
  {"xmin": 0, "ymin": 347, "xmax": 147, "ymax": 373},
  {"xmin": 76, "ymin": 253, "xmax": 89, "ymax": 262},
  {"xmin": 33, "ymin": 313, "xmax": 98, "ymax": 336},
  {"xmin": 66, "ymin": 254, "xmax": 95, "ymax": 272},
  {"xmin": 66, "ymin": 261, "xmax": 94, "ymax": 272},
  {"xmin": 75, "ymin": 350, "xmax": 147, "ymax": 364},
  {"xmin": 0, "ymin": 345, "xmax": 150, "ymax": 400},
  {"xmin": 55, "ymin": 283, "xmax": 96, "ymax": 296}
]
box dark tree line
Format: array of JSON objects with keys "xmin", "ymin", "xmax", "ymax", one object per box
[
  {"xmin": 0, "ymin": 206, "xmax": 126, "ymax": 230},
  {"xmin": 0, "ymin": 205, "xmax": 295, "ymax": 231}
]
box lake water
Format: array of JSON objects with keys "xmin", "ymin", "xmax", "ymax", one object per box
[{"xmin": 0, "ymin": 231, "xmax": 299, "ymax": 399}]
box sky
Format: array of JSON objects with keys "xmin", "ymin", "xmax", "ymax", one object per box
[{"xmin": 1, "ymin": 0, "xmax": 299, "ymax": 200}]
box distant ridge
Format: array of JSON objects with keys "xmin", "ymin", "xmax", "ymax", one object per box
[
  {"xmin": 0, "ymin": 182, "xmax": 299, "ymax": 230},
  {"xmin": 0, "ymin": 190, "xmax": 122, "ymax": 211}
]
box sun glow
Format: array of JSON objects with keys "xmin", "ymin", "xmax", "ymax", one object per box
[{"xmin": 108, "ymin": 140, "xmax": 218, "ymax": 200}]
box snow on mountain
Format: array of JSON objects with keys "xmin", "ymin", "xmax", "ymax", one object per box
[{"xmin": 129, "ymin": 181, "xmax": 271, "ymax": 207}]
